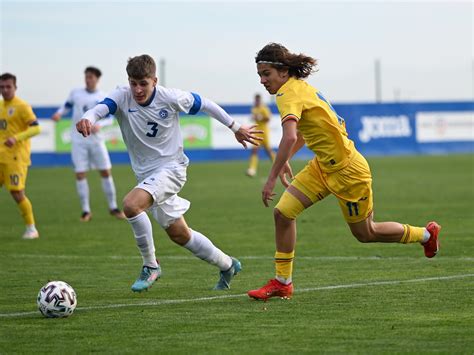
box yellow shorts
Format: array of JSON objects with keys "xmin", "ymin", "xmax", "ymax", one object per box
[
  {"xmin": 276, "ymin": 151, "xmax": 373, "ymax": 223},
  {"xmin": 0, "ymin": 163, "xmax": 28, "ymax": 191},
  {"xmin": 256, "ymin": 124, "xmax": 271, "ymax": 149}
]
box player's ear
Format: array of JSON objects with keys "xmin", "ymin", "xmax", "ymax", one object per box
[
  {"xmin": 278, "ymin": 68, "xmax": 289, "ymax": 78},
  {"xmin": 153, "ymin": 76, "xmax": 158, "ymax": 86}
]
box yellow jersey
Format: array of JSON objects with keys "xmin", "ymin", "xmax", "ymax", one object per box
[
  {"xmin": 251, "ymin": 104, "xmax": 271, "ymax": 130},
  {"xmin": 0, "ymin": 96, "xmax": 37, "ymax": 165},
  {"xmin": 276, "ymin": 77, "xmax": 356, "ymax": 173}
]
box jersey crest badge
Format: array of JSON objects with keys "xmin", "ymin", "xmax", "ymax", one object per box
[
  {"xmin": 159, "ymin": 109, "xmax": 169, "ymax": 119},
  {"xmin": 8, "ymin": 108, "xmax": 14, "ymax": 116}
]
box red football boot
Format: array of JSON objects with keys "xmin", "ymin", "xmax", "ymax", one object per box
[
  {"xmin": 248, "ymin": 279, "xmax": 293, "ymax": 300},
  {"xmin": 423, "ymin": 221, "xmax": 441, "ymax": 258}
]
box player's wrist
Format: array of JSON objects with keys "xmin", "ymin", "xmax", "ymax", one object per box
[{"xmin": 229, "ymin": 121, "xmax": 241, "ymax": 133}]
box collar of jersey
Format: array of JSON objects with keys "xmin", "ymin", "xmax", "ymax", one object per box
[
  {"xmin": 277, "ymin": 77, "xmax": 297, "ymax": 95},
  {"xmin": 138, "ymin": 87, "xmax": 156, "ymax": 107},
  {"xmin": 2, "ymin": 96, "xmax": 18, "ymax": 105}
]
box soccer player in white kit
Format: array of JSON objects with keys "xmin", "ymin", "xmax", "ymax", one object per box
[
  {"xmin": 52, "ymin": 67, "xmax": 125, "ymax": 222},
  {"xmin": 77, "ymin": 55, "xmax": 262, "ymax": 292}
]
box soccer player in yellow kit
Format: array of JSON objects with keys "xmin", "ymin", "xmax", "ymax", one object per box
[
  {"xmin": 247, "ymin": 43, "xmax": 441, "ymax": 300},
  {"xmin": 246, "ymin": 94, "xmax": 275, "ymax": 177},
  {"xmin": 0, "ymin": 73, "xmax": 41, "ymax": 239}
]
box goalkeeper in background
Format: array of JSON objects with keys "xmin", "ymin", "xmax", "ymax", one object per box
[
  {"xmin": 246, "ymin": 94, "xmax": 275, "ymax": 177},
  {"xmin": 0, "ymin": 73, "xmax": 41, "ymax": 239}
]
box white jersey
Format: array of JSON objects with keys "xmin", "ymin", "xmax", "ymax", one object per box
[
  {"xmin": 97, "ymin": 85, "xmax": 203, "ymax": 176},
  {"xmin": 57, "ymin": 88, "xmax": 109, "ymax": 143}
]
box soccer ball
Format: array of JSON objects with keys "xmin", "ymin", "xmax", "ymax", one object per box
[{"xmin": 37, "ymin": 281, "xmax": 77, "ymax": 318}]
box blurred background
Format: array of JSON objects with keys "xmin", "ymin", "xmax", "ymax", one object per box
[{"xmin": 1, "ymin": 0, "xmax": 473, "ymax": 163}]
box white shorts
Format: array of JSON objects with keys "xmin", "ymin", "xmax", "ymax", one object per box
[
  {"xmin": 71, "ymin": 140, "xmax": 112, "ymax": 173},
  {"xmin": 137, "ymin": 164, "xmax": 190, "ymax": 229}
]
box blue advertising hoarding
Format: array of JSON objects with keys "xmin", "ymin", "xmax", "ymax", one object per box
[{"xmin": 30, "ymin": 101, "xmax": 473, "ymax": 166}]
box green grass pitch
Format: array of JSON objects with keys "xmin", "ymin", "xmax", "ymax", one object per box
[{"xmin": 0, "ymin": 154, "xmax": 473, "ymax": 353}]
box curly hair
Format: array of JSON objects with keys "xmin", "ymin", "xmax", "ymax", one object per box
[{"xmin": 255, "ymin": 43, "xmax": 317, "ymax": 79}]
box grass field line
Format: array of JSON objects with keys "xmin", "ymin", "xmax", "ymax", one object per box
[
  {"xmin": 1, "ymin": 273, "xmax": 473, "ymax": 319},
  {"xmin": 4, "ymin": 253, "xmax": 474, "ymax": 262}
]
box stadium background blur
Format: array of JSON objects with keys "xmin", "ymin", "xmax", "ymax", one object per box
[
  {"xmin": 1, "ymin": 1, "xmax": 473, "ymax": 353},
  {"xmin": 1, "ymin": 1, "xmax": 472, "ymax": 164}
]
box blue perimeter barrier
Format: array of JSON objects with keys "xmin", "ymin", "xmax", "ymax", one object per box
[{"xmin": 31, "ymin": 101, "xmax": 473, "ymax": 167}]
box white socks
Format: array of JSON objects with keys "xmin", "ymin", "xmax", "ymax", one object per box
[
  {"xmin": 101, "ymin": 176, "xmax": 118, "ymax": 210},
  {"xmin": 184, "ymin": 229, "xmax": 232, "ymax": 271},
  {"xmin": 128, "ymin": 212, "xmax": 158, "ymax": 268},
  {"xmin": 127, "ymin": 217, "xmax": 231, "ymax": 271},
  {"xmin": 276, "ymin": 276, "xmax": 292, "ymax": 285},
  {"xmin": 76, "ymin": 179, "xmax": 90, "ymax": 213},
  {"xmin": 422, "ymin": 228, "xmax": 431, "ymax": 243},
  {"xmin": 77, "ymin": 176, "xmax": 118, "ymax": 212}
]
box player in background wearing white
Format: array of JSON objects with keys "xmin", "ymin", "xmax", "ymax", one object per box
[
  {"xmin": 52, "ymin": 67, "xmax": 125, "ymax": 222},
  {"xmin": 77, "ymin": 55, "xmax": 262, "ymax": 292}
]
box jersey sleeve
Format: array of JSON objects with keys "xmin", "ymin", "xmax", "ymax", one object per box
[
  {"xmin": 56, "ymin": 90, "xmax": 75, "ymax": 116},
  {"xmin": 98, "ymin": 87, "xmax": 125, "ymax": 115},
  {"xmin": 21, "ymin": 102, "xmax": 37, "ymax": 125},
  {"xmin": 166, "ymin": 88, "xmax": 201, "ymax": 115},
  {"xmin": 276, "ymin": 90, "xmax": 302, "ymax": 124}
]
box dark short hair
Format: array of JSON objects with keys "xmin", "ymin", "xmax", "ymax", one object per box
[
  {"xmin": 0, "ymin": 73, "xmax": 17, "ymax": 85},
  {"xmin": 126, "ymin": 55, "xmax": 156, "ymax": 80},
  {"xmin": 85, "ymin": 66, "xmax": 102, "ymax": 78}
]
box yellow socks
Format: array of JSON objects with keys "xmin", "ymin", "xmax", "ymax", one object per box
[
  {"xmin": 18, "ymin": 197, "xmax": 35, "ymax": 226},
  {"xmin": 275, "ymin": 251, "xmax": 295, "ymax": 285},
  {"xmin": 400, "ymin": 224, "xmax": 425, "ymax": 243},
  {"xmin": 249, "ymin": 154, "xmax": 258, "ymax": 171}
]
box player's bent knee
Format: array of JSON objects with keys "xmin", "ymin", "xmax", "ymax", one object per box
[
  {"xmin": 274, "ymin": 208, "xmax": 294, "ymax": 223},
  {"xmin": 10, "ymin": 190, "xmax": 25, "ymax": 203},
  {"xmin": 99, "ymin": 170, "xmax": 111, "ymax": 178},
  {"xmin": 122, "ymin": 198, "xmax": 142, "ymax": 218}
]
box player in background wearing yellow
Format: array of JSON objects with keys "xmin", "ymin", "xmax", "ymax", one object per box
[
  {"xmin": 0, "ymin": 73, "xmax": 41, "ymax": 239},
  {"xmin": 247, "ymin": 43, "xmax": 441, "ymax": 300},
  {"xmin": 246, "ymin": 94, "xmax": 275, "ymax": 177}
]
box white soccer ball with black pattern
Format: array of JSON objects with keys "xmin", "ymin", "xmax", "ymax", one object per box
[{"xmin": 37, "ymin": 281, "xmax": 77, "ymax": 318}]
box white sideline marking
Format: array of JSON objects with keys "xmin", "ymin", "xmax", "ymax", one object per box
[
  {"xmin": 1, "ymin": 273, "xmax": 473, "ymax": 318},
  {"xmin": 4, "ymin": 253, "xmax": 474, "ymax": 261}
]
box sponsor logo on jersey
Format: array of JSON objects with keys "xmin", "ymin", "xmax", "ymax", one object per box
[
  {"xmin": 128, "ymin": 108, "xmax": 138, "ymax": 113},
  {"xmin": 358, "ymin": 115, "xmax": 412, "ymax": 143},
  {"xmin": 159, "ymin": 109, "xmax": 169, "ymax": 119}
]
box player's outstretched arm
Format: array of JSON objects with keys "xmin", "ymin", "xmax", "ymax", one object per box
[
  {"xmin": 76, "ymin": 119, "xmax": 93, "ymax": 137},
  {"xmin": 234, "ymin": 125, "xmax": 263, "ymax": 149},
  {"xmin": 77, "ymin": 103, "xmax": 110, "ymax": 137},
  {"xmin": 199, "ymin": 97, "xmax": 263, "ymax": 148}
]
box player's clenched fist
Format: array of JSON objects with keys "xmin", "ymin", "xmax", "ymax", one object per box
[{"xmin": 76, "ymin": 119, "xmax": 92, "ymax": 137}]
